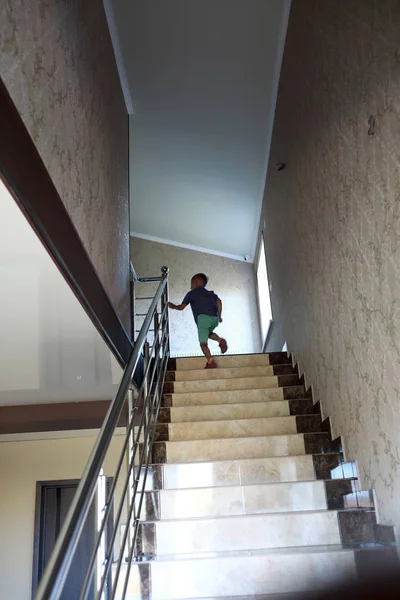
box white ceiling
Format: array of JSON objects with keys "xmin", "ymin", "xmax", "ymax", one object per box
[
  {"xmin": 108, "ymin": 0, "xmax": 290, "ymax": 261},
  {"xmin": 0, "ymin": 180, "xmax": 122, "ymax": 406}
]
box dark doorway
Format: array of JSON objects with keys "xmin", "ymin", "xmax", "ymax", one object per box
[{"xmin": 32, "ymin": 479, "xmax": 111, "ymax": 599}]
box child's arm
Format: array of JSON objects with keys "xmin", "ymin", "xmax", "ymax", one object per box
[
  {"xmin": 168, "ymin": 302, "xmax": 187, "ymax": 311},
  {"xmin": 217, "ymin": 298, "xmax": 223, "ymax": 322}
]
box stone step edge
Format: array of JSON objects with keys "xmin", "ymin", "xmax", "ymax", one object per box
[
  {"xmin": 140, "ymin": 508, "xmax": 341, "ymax": 525},
  {"xmin": 139, "ymin": 478, "xmax": 353, "ymax": 494},
  {"xmin": 165, "ymin": 385, "xmax": 307, "ymax": 396},
  {"xmin": 144, "ymin": 452, "xmax": 342, "ymax": 468},
  {"xmin": 166, "ymin": 398, "xmax": 314, "ymax": 414},
  {"xmin": 158, "ymin": 414, "xmax": 321, "ymax": 427},
  {"xmin": 153, "ymin": 431, "xmax": 329, "ymax": 445},
  {"xmin": 128, "ymin": 544, "xmax": 353, "ymax": 563}
]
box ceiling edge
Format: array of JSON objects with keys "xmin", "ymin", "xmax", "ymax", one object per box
[
  {"xmin": 103, "ymin": 0, "xmax": 134, "ymax": 114},
  {"xmin": 249, "ymin": 0, "xmax": 292, "ymax": 262},
  {"xmin": 130, "ymin": 231, "xmax": 253, "ymax": 263}
]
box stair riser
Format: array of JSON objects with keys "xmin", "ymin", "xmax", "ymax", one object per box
[
  {"xmin": 139, "ymin": 481, "xmax": 327, "ymax": 520},
  {"xmin": 162, "ymin": 400, "xmax": 292, "ymax": 422},
  {"xmin": 139, "ymin": 456, "xmax": 317, "ymax": 491},
  {"xmin": 170, "ymin": 353, "xmax": 291, "ymax": 371},
  {"xmin": 120, "ymin": 551, "xmax": 356, "ymax": 599},
  {"xmin": 138, "ymin": 512, "xmax": 342, "ymax": 555},
  {"xmin": 163, "ymin": 387, "xmax": 286, "ymax": 407},
  {"xmin": 152, "ymin": 434, "xmax": 306, "ymax": 464},
  {"xmin": 163, "ymin": 417, "xmax": 299, "ymax": 441},
  {"xmin": 165, "ymin": 376, "xmax": 281, "ymax": 394},
  {"xmin": 159, "ymin": 398, "xmax": 316, "ymax": 423},
  {"xmin": 155, "ymin": 415, "xmax": 323, "ymax": 441},
  {"xmin": 168, "ymin": 365, "xmax": 275, "ymax": 381}
]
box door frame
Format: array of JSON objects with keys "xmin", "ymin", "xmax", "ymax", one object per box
[
  {"xmin": 32, "ymin": 479, "xmax": 80, "ymax": 597},
  {"xmin": 32, "ymin": 478, "xmax": 113, "ymax": 599}
]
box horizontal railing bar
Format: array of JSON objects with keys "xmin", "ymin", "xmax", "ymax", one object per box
[
  {"xmin": 34, "ymin": 275, "xmax": 168, "ymax": 600},
  {"xmin": 136, "ymin": 296, "xmax": 156, "ymax": 300},
  {"xmin": 130, "ymin": 262, "xmax": 166, "ymax": 284}
]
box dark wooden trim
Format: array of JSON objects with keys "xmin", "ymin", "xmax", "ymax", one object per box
[
  {"xmin": 0, "ymin": 77, "xmax": 132, "ymax": 366},
  {"xmin": 0, "ymin": 401, "xmax": 128, "ymax": 435}
]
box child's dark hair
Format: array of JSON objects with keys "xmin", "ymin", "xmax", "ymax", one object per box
[{"xmin": 192, "ymin": 273, "xmax": 208, "ymax": 286}]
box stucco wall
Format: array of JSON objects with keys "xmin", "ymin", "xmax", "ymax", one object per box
[
  {"xmin": 131, "ymin": 237, "xmax": 261, "ymax": 356},
  {"xmin": 0, "ymin": 434, "xmax": 125, "ymax": 600},
  {"xmin": 263, "ymin": 0, "xmax": 400, "ymax": 534},
  {"xmin": 0, "ymin": 0, "xmax": 130, "ymax": 327}
]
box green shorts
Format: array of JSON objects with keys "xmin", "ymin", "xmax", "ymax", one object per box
[{"xmin": 197, "ymin": 314, "xmax": 219, "ymax": 344}]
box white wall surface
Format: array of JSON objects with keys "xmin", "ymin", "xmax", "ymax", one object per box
[
  {"xmin": 0, "ymin": 179, "xmax": 122, "ymax": 405},
  {"xmin": 0, "ymin": 434, "xmax": 125, "ymax": 600},
  {"xmin": 131, "ymin": 237, "xmax": 261, "ymax": 356}
]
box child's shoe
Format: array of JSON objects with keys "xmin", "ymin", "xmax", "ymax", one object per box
[
  {"xmin": 204, "ymin": 359, "xmax": 217, "ymax": 369},
  {"xmin": 219, "ymin": 339, "xmax": 228, "ymax": 354}
]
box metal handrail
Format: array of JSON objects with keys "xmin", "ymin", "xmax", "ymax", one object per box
[{"xmin": 34, "ymin": 266, "xmax": 170, "ymax": 600}]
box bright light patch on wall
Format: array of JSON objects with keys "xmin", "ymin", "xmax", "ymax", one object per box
[
  {"xmin": 256, "ymin": 235, "xmax": 273, "ymax": 348},
  {"xmin": 282, "ymin": 342, "xmax": 287, "ymax": 352}
]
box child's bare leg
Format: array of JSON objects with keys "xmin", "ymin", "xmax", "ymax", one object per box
[
  {"xmin": 210, "ymin": 332, "xmax": 228, "ymax": 354},
  {"xmin": 200, "ymin": 342, "xmax": 212, "ymax": 362},
  {"xmin": 209, "ymin": 332, "xmax": 221, "ymax": 343}
]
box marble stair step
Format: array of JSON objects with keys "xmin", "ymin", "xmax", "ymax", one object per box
[
  {"xmin": 139, "ymin": 455, "xmax": 317, "ymax": 491},
  {"xmin": 164, "ymin": 398, "xmax": 314, "ymax": 423},
  {"xmin": 163, "ymin": 386, "xmax": 307, "ymax": 407},
  {"xmin": 159, "ymin": 415, "xmax": 321, "ymax": 442},
  {"xmin": 168, "ymin": 365, "xmax": 295, "ymax": 382},
  {"xmin": 117, "ymin": 546, "xmax": 356, "ymax": 599},
  {"xmin": 152, "ymin": 433, "xmax": 307, "ymax": 463},
  {"xmin": 168, "ymin": 375, "xmax": 284, "ymax": 394},
  {"xmin": 173, "ymin": 353, "xmax": 288, "ymax": 371},
  {"xmin": 138, "ymin": 510, "xmax": 342, "ymax": 555},
  {"xmin": 118, "ymin": 546, "xmax": 356, "ymax": 599},
  {"xmin": 139, "ymin": 480, "xmax": 327, "ymax": 520}
]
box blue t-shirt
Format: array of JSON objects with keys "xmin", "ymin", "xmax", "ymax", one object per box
[{"xmin": 182, "ymin": 286, "xmax": 219, "ymax": 323}]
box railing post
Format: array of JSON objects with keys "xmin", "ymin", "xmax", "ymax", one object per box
[
  {"xmin": 126, "ymin": 385, "xmax": 136, "ymax": 557},
  {"xmin": 161, "ymin": 266, "xmax": 170, "ymax": 356}
]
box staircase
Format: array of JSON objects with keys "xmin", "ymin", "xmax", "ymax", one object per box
[{"xmin": 121, "ymin": 352, "xmax": 397, "ymax": 599}]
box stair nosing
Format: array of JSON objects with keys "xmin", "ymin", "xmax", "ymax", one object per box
[
  {"xmin": 154, "ymin": 431, "xmax": 329, "ymax": 445},
  {"xmin": 141, "ymin": 479, "xmax": 325, "ymax": 494},
  {"xmin": 168, "ymin": 399, "xmax": 313, "ymax": 413},
  {"xmin": 167, "ymin": 385, "xmax": 307, "ymax": 397},
  {"xmin": 140, "ymin": 508, "xmax": 339, "ymax": 525},
  {"xmin": 163, "ymin": 414, "xmax": 320, "ymax": 427},
  {"xmin": 143, "ymin": 452, "xmax": 340, "ymax": 468},
  {"xmin": 141, "ymin": 477, "xmax": 355, "ymax": 493},
  {"xmin": 120, "ymin": 544, "xmax": 355, "ymax": 564}
]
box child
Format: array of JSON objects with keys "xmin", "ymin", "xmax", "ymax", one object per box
[{"xmin": 168, "ymin": 273, "xmax": 228, "ymax": 369}]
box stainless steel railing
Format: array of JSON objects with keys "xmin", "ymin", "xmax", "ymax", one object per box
[{"xmin": 34, "ymin": 266, "xmax": 170, "ymax": 600}]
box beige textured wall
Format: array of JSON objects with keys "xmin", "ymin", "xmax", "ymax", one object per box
[
  {"xmin": 131, "ymin": 237, "xmax": 261, "ymax": 356},
  {"xmin": 263, "ymin": 0, "xmax": 400, "ymax": 534},
  {"xmin": 0, "ymin": 434, "xmax": 125, "ymax": 600},
  {"xmin": 0, "ymin": 0, "xmax": 130, "ymax": 327}
]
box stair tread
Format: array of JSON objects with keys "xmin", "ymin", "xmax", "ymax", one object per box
[
  {"xmin": 146, "ymin": 452, "xmax": 340, "ymax": 467},
  {"xmin": 129, "ymin": 544, "xmax": 355, "ymax": 563},
  {"xmin": 141, "ymin": 479, "xmax": 325, "ymax": 493},
  {"xmin": 141, "ymin": 508, "xmax": 339, "ymax": 524},
  {"xmin": 165, "ymin": 414, "xmax": 318, "ymax": 426},
  {"xmin": 144, "ymin": 478, "xmax": 354, "ymax": 492},
  {"xmin": 159, "ymin": 431, "xmax": 328, "ymax": 444}
]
